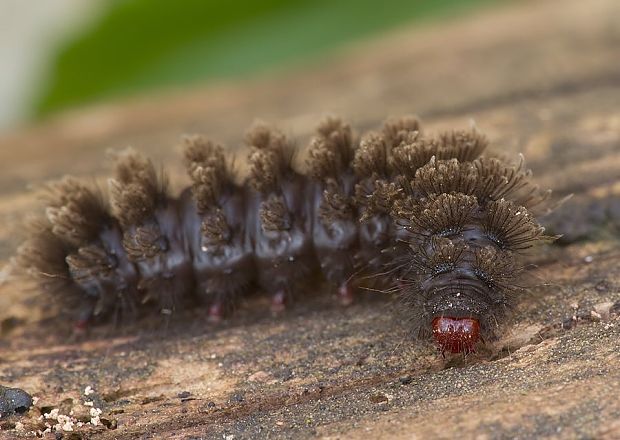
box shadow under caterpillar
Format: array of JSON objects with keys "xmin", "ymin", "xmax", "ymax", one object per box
[{"xmin": 16, "ymin": 115, "xmax": 553, "ymax": 354}]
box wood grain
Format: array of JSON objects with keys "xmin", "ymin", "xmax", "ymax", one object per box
[{"xmin": 1, "ymin": 0, "xmax": 619, "ymax": 438}]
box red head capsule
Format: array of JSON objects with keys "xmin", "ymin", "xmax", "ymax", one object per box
[{"xmin": 432, "ymin": 316, "xmax": 481, "ymax": 354}]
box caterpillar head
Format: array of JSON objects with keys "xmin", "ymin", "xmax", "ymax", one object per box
[
  {"xmin": 432, "ymin": 316, "xmax": 480, "ymax": 354},
  {"xmin": 424, "ymin": 284, "xmax": 491, "ymax": 354},
  {"xmin": 402, "ymin": 264, "xmax": 505, "ymax": 354}
]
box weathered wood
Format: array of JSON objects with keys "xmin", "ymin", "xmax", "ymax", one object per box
[{"xmin": 1, "ymin": 0, "xmax": 619, "ymax": 438}]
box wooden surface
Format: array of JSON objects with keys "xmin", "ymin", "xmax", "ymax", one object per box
[{"xmin": 1, "ymin": 0, "xmax": 620, "ymax": 438}]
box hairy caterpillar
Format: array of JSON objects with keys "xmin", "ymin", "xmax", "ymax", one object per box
[{"xmin": 16, "ymin": 116, "xmax": 552, "ymax": 354}]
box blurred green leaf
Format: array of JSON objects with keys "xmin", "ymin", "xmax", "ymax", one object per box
[{"xmin": 35, "ymin": 0, "xmax": 500, "ymax": 117}]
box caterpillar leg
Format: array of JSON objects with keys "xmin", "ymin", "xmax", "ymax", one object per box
[
  {"xmin": 207, "ymin": 301, "xmax": 225, "ymax": 323},
  {"xmin": 71, "ymin": 297, "xmax": 97, "ymax": 338},
  {"xmin": 270, "ymin": 290, "xmax": 288, "ymax": 314},
  {"xmin": 337, "ymin": 282, "xmax": 355, "ymax": 306},
  {"xmin": 73, "ymin": 318, "xmax": 90, "ymax": 336}
]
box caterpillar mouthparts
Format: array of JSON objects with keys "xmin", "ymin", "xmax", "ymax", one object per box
[{"xmin": 16, "ymin": 115, "xmax": 553, "ymax": 354}]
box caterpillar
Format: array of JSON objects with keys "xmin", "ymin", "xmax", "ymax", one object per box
[{"xmin": 16, "ymin": 115, "xmax": 552, "ymax": 354}]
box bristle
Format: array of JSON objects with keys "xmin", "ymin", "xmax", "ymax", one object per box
[
  {"xmin": 66, "ymin": 244, "xmax": 115, "ymax": 286},
  {"xmin": 316, "ymin": 116, "xmax": 352, "ymax": 141},
  {"xmin": 483, "ymin": 199, "xmax": 547, "ymax": 251},
  {"xmin": 382, "ymin": 115, "xmax": 422, "ymax": 148},
  {"xmin": 411, "ymin": 154, "xmax": 550, "ymax": 212},
  {"xmin": 472, "ymin": 156, "xmax": 550, "ymax": 208},
  {"xmin": 122, "ymin": 223, "xmax": 168, "ymax": 261},
  {"xmin": 307, "ymin": 117, "xmax": 355, "ymax": 180},
  {"xmin": 183, "ymin": 135, "xmax": 229, "ymax": 213},
  {"xmin": 318, "ymin": 179, "xmax": 355, "ymax": 223},
  {"xmin": 315, "ymin": 116, "xmax": 355, "ymax": 168},
  {"xmin": 200, "ymin": 208, "xmax": 231, "ymax": 246},
  {"xmin": 437, "ymin": 129, "xmax": 488, "ymax": 162},
  {"xmin": 108, "ymin": 148, "xmax": 166, "ymax": 228},
  {"xmin": 472, "ymin": 246, "xmax": 520, "ymax": 292},
  {"xmin": 16, "ymin": 220, "xmax": 72, "ymax": 290},
  {"xmin": 309, "ymin": 117, "xmax": 358, "ymax": 217},
  {"xmin": 246, "ymin": 123, "xmax": 294, "ymax": 194},
  {"xmin": 416, "ymin": 237, "xmax": 467, "ymax": 278},
  {"xmin": 389, "ymin": 135, "xmax": 434, "ymax": 180},
  {"xmin": 184, "ymin": 135, "xmax": 227, "ymax": 168},
  {"xmin": 353, "ymin": 132, "xmax": 390, "ymax": 179},
  {"xmin": 414, "ymin": 157, "xmax": 478, "ymax": 198},
  {"xmin": 248, "ymin": 148, "xmax": 280, "ymax": 193},
  {"xmin": 43, "ymin": 177, "xmax": 110, "ymax": 248},
  {"xmin": 401, "ymin": 193, "xmax": 479, "ymax": 238},
  {"xmin": 390, "ymin": 130, "xmax": 486, "ymax": 180},
  {"xmin": 244, "ymin": 121, "xmax": 290, "ymax": 152},
  {"xmin": 355, "ymin": 179, "xmax": 403, "ymax": 220},
  {"xmin": 259, "ymin": 194, "xmax": 291, "ymax": 232},
  {"xmin": 306, "ymin": 138, "xmax": 338, "ymax": 180}
]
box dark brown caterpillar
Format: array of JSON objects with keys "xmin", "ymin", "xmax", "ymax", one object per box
[{"xmin": 16, "ymin": 116, "xmax": 552, "ymax": 353}]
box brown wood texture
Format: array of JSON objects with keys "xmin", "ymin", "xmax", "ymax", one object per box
[{"xmin": 1, "ymin": 0, "xmax": 619, "ymax": 438}]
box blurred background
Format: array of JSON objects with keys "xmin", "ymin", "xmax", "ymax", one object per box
[{"xmin": 0, "ymin": 0, "xmax": 500, "ymax": 132}]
